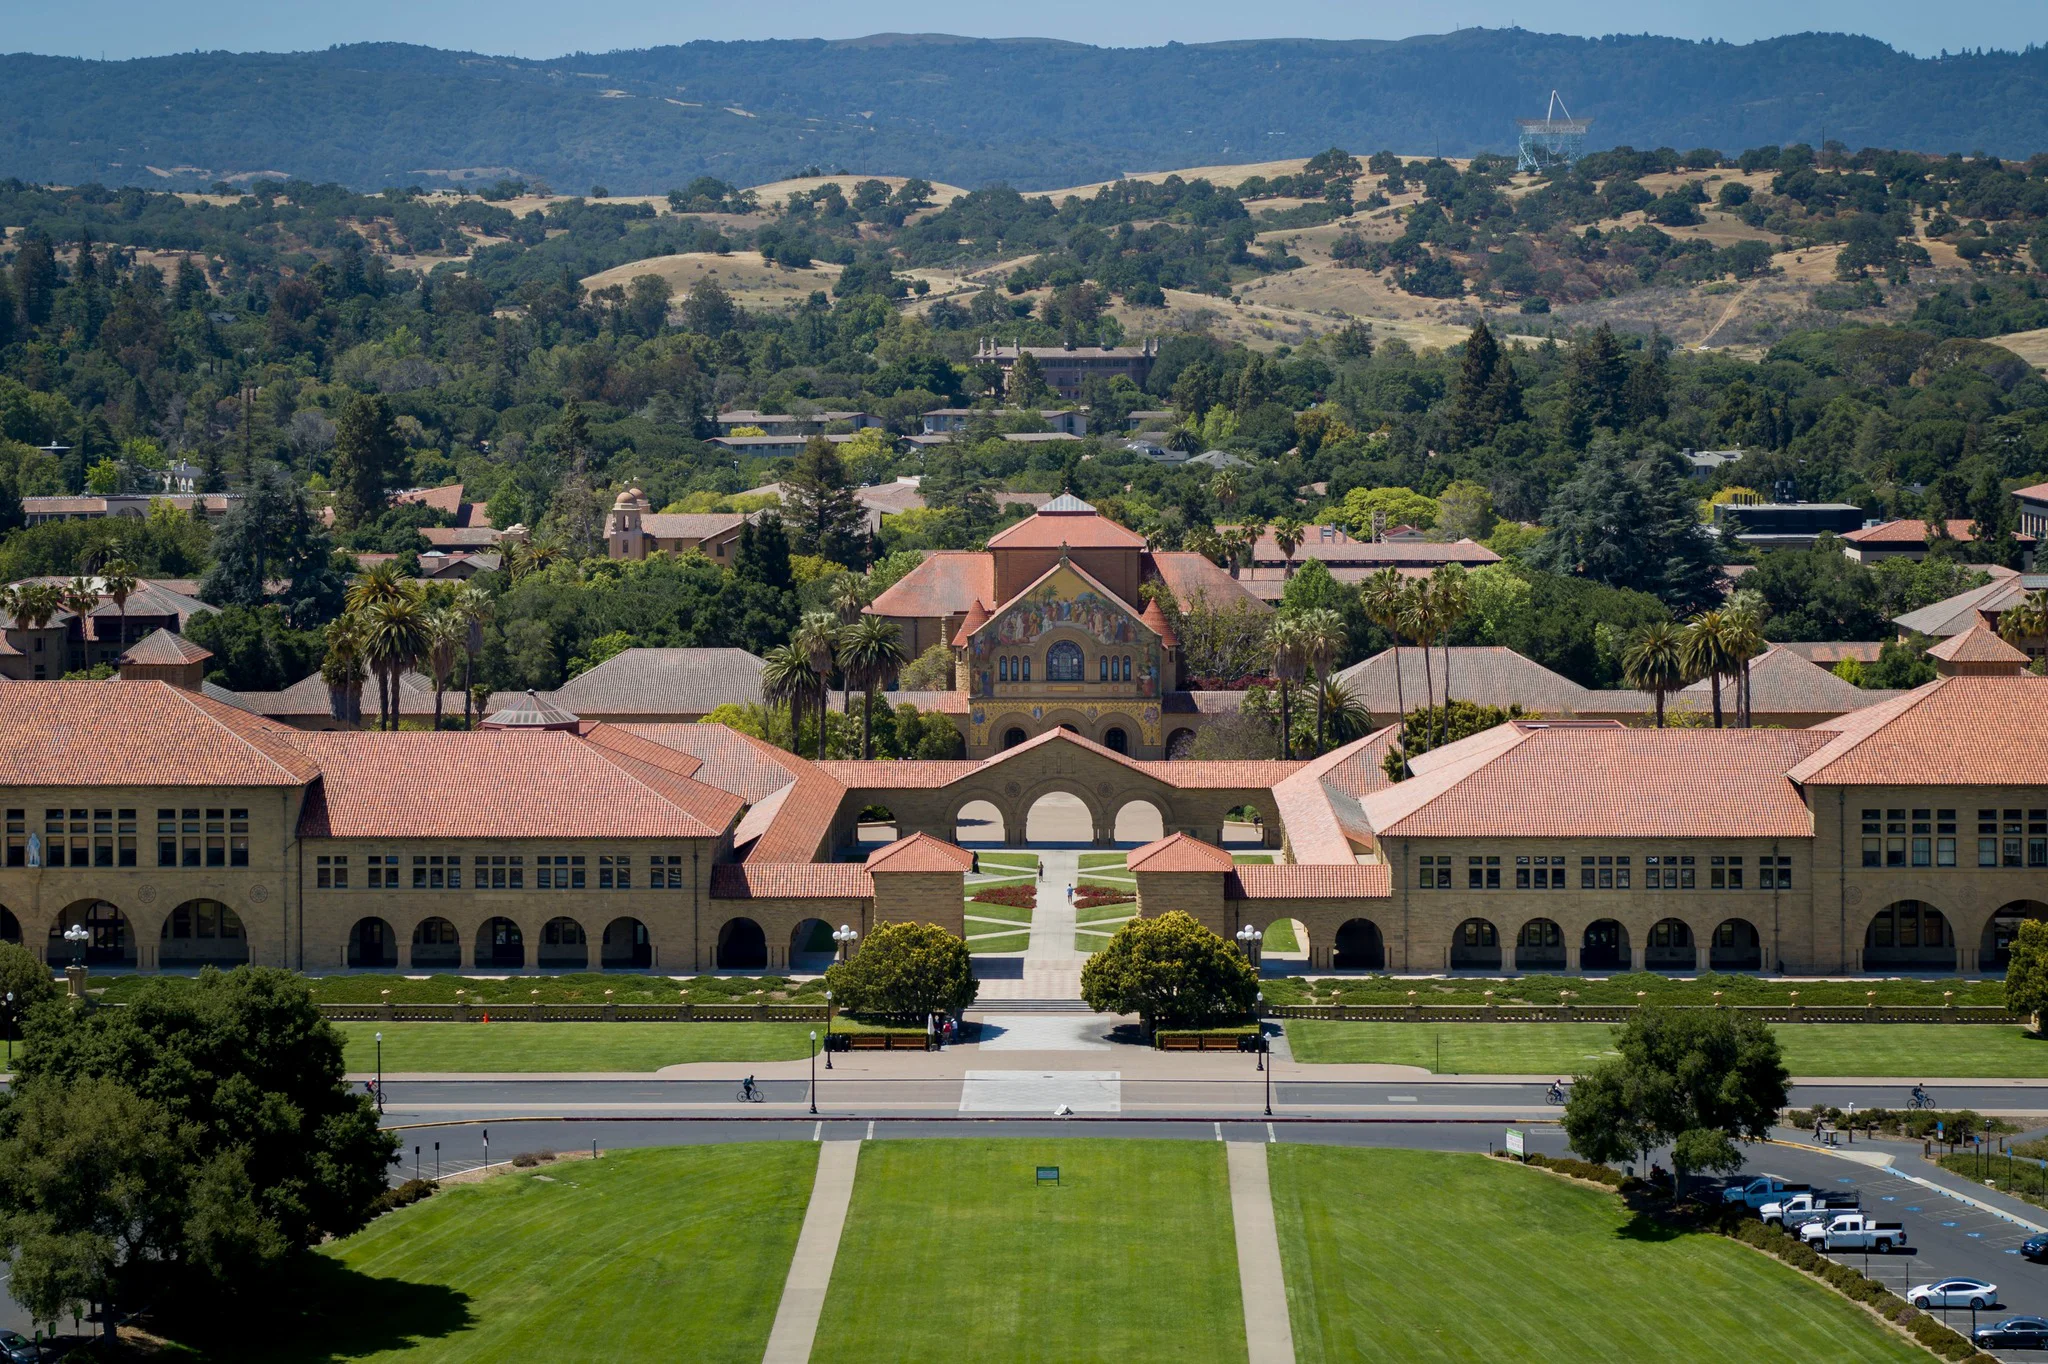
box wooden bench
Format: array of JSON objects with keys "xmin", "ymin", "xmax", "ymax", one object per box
[{"xmin": 843, "ymin": 1032, "xmax": 927, "ymax": 1051}]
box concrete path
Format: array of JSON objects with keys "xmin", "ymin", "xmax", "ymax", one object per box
[
  {"xmin": 1026, "ymin": 846, "xmax": 1088, "ymax": 962},
  {"xmin": 1226, "ymin": 1141, "xmax": 1298, "ymax": 1364},
  {"xmin": 761, "ymin": 1139, "xmax": 862, "ymax": 1364}
]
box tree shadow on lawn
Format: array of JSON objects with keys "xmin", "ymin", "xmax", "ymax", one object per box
[{"xmin": 149, "ymin": 1254, "xmax": 473, "ymax": 1362}]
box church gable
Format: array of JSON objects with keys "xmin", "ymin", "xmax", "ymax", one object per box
[{"xmin": 966, "ymin": 561, "xmax": 1162, "ymax": 701}]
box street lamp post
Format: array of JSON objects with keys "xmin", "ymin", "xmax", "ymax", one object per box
[
  {"xmin": 824, "ymin": 989, "xmax": 834, "ymax": 1069},
  {"xmin": 63, "ymin": 922, "xmax": 89, "ymax": 968},
  {"xmin": 833, "ymin": 923, "xmax": 858, "ymax": 963},
  {"xmin": 4, "ymin": 990, "xmax": 13, "ymax": 1067},
  {"xmin": 375, "ymin": 1030, "xmax": 384, "ymax": 1114},
  {"xmin": 1236, "ymin": 923, "xmax": 1262, "ymax": 971},
  {"xmin": 809, "ymin": 1030, "xmax": 819, "ymax": 1116}
]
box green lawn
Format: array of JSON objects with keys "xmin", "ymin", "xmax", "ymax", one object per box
[
  {"xmin": 965, "ymin": 901, "xmax": 1034, "ymax": 924},
  {"xmin": 1076, "ymin": 930, "xmax": 1117, "ymax": 954},
  {"xmin": 1231, "ymin": 852, "xmax": 1277, "ymax": 864},
  {"xmin": 1077, "ymin": 852, "xmax": 1129, "ymax": 869},
  {"xmin": 1270, "ymin": 1147, "xmax": 1924, "ymax": 1364},
  {"xmin": 339, "ymin": 1021, "xmax": 823, "ymax": 1072},
  {"xmin": 812, "ymin": 1140, "xmax": 1246, "ymax": 1364},
  {"xmin": 1258, "ymin": 919, "xmax": 1300, "ymax": 953},
  {"xmin": 1075, "ymin": 902, "xmax": 1138, "ymax": 924},
  {"xmin": 969, "ymin": 874, "xmax": 1037, "ymax": 891},
  {"xmin": 204, "ymin": 1145, "xmax": 817, "ymax": 1363},
  {"xmin": 968, "ymin": 932, "xmax": 1031, "ymax": 954},
  {"xmin": 1283, "ymin": 1020, "xmax": 2048, "ymax": 1076},
  {"xmin": 975, "ymin": 852, "xmax": 1041, "ymax": 871}
]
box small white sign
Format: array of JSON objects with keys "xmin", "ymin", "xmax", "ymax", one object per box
[{"xmin": 1505, "ymin": 1128, "xmax": 1526, "ymax": 1157}]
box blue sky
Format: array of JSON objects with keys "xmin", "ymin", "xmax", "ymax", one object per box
[{"xmin": 8, "ymin": 1, "xmax": 2043, "ymax": 62}]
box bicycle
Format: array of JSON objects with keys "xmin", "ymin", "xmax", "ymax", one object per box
[
  {"xmin": 1546, "ymin": 1087, "xmax": 1567, "ymax": 1106},
  {"xmin": 736, "ymin": 1083, "xmax": 764, "ymax": 1103},
  {"xmin": 1909, "ymin": 1090, "xmax": 1936, "ymax": 1111}
]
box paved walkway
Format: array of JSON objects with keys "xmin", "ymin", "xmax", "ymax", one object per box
[
  {"xmin": 1226, "ymin": 1141, "xmax": 1297, "ymax": 1364},
  {"xmin": 761, "ymin": 1139, "xmax": 862, "ymax": 1364}
]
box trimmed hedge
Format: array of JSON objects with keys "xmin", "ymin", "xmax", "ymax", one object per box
[
  {"xmin": 1491, "ymin": 1149, "xmax": 1628, "ymax": 1188},
  {"xmin": 367, "ymin": 1177, "xmax": 438, "ymax": 1218},
  {"xmin": 1790, "ymin": 1105, "xmax": 2017, "ymax": 1139}
]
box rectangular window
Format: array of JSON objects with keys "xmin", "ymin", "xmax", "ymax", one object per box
[
  {"xmin": 1937, "ymin": 837, "xmax": 1956, "ymax": 867},
  {"xmin": 1887, "ymin": 838, "xmax": 1906, "ymax": 868},
  {"xmin": 157, "ymin": 808, "xmax": 176, "ymax": 866},
  {"xmin": 1468, "ymin": 860, "xmax": 1484, "ymax": 890},
  {"xmin": 205, "ymin": 808, "xmax": 225, "ymax": 867},
  {"xmin": 1581, "ymin": 866, "xmax": 1596, "ymax": 889},
  {"xmin": 1938, "ymin": 810, "xmax": 1957, "ymax": 836},
  {"xmin": 1862, "ymin": 838, "xmax": 1881, "ymax": 868},
  {"xmin": 1711, "ymin": 865, "xmax": 1726, "ymax": 890},
  {"xmin": 649, "ymin": 854, "xmax": 683, "ymax": 888},
  {"xmin": 4, "ymin": 808, "xmax": 22, "ymax": 867},
  {"xmin": 600, "ymin": 854, "xmax": 633, "ymax": 890},
  {"xmin": 93, "ymin": 808, "xmax": 113, "ymax": 867},
  {"xmin": 316, "ymin": 854, "xmax": 348, "ymax": 889},
  {"xmin": 1911, "ymin": 837, "xmax": 1931, "ymax": 867},
  {"xmin": 1982, "ymin": 837, "xmax": 2000, "ymax": 867},
  {"xmin": 182, "ymin": 808, "xmax": 201, "ymax": 867},
  {"xmin": 117, "ymin": 809, "xmax": 136, "ymax": 867},
  {"xmin": 1861, "ymin": 808, "xmax": 1881, "ymax": 835},
  {"xmin": 229, "ymin": 809, "xmax": 248, "ymax": 867},
  {"xmin": 68, "ymin": 809, "xmax": 87, "ymax": 867},
  {"xmin": 1615, "ymin": 866, "xmax": 1630, "ymax": 889}
]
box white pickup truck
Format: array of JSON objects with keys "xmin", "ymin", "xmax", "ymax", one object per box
[
  {"xmin": 1760, "ymin": 1191, "xmax": 1860, "ymax": 1229},
  {"xmin": 1799, "ymin": 1213, "xmax": 1908, "ymax": 1253}
]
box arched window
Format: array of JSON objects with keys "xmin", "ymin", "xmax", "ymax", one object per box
[
  {"xmin": 1121, "ymin": 656, "xmax": 1131, "ymax": 681},
  {"xmin": 1000, "ymin": 657, "xmax": 1011, "ymax": 682},
  {"xmin": 1021, "ymin": 657, "xmax": 1031, "ymax": 682},
  {"xmin": 1099, "ymin": 656, "xmax": 1109, "ymax": 681},
  {"xmin": 1047, "ymin": 641, "xmax": 1084, "ymax": 682}
]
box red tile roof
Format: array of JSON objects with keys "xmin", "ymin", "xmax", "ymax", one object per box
[
  {"xmin": 118, "ymin": 629, "xmax": 212, "ymax": 666},
  {"xmin": 1249, "ymin": 526, "xmax": 1501, "ymax": 568},
  {"xmin": 1141, "ymin": 598, "xmax": 1178, "ymax": 647},
  {"xmin": 1146, "ymin": 551, "xmax": 1269, "ymax": 614},
  {"xmin": 866, "ymin": 831, "xmax": 976, "ymax": 872},
  {"xmin": 1926, "ymin": 622, "xmax": 2030, "ymax": 664},
  {"xmin": 1229, "ymin": 864, "xmax": 1391, "ymax": 899},
  {"xmin": 0, "ymin": 681, "xmax": 318, "ymax": 786},
  {"xmin": 986, "ymin": 507, "xmax": 1147, "ymax": 550},
  {"xmin": 1676, "ymin": 645, "xmax": 1894, "ymax": 717},
  {"xmin": 2016, "ymin": 482, "xmax": 2048, "ymax": 502},
  {"xmin": 868, "ymin": 551, "xmax": 996, "ymax": 620},
  {"xmin": 1788, "ymin": 675, "xmax": 2048, "ymax": 786},
  {"xmin": 617, "ymin": 723, "xmax": 810, "ymax": 803},
  {"xmin": 1843, "ymin": 518, "xmax": 1983, "ymax": 544},
  {"xmin": 1128, "ymin": 832, "xmax": 1237, "ymax": 872},
  {"xmin": 292, "ymin": 730, "xmax": 741, "ymax": 839},
  {"xmin": 815, "ymin": 760, "xmax": 983, "ymax": 789},
  {"xmin": 951, "ymin": 599, "xmax": 989, "ymax": 647},
  {"xmin": 1364, "ymin": 725, "xmax": 1828, "ymax": 839},
  {"xmin": 710, "ymin": 863, "xmax": 873, "ymax": 899}
]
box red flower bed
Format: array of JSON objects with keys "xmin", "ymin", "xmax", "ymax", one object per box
[
  {"xmin": 1075, "ymin": 889, "xmax": 1136, "ymax": 908},
  {"xmin": 972, "ymin": 885, "xmax": 1037, "ymax": 908}
]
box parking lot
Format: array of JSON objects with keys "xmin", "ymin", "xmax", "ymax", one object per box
[{"xmin": 1741, "ymin": 1137, "xmax": 2048, "ymax": 1358}]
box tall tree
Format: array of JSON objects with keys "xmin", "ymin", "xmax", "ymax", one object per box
[
  {"xmin": 1428, "ymin": 564, "xmax": 1471, "ymax": 751},
  {"xmin": 1621, "ymin": 620, "xmax": 1689, "ymax": 727},
  {"xmin": 1556, "ymin": 324, "xmax": 1629, "ymax": 448},
  {"xmin": 784, "ymin": 439, "xmax": 868, "ymax": 569},
  {"xmin": 836, "ymin": 614, "xmax": 906, "ymax": 759},
  {"xmin": 1529, "ymin": 444, "xmax": 1719, "ymax": 615},
  {"xmin": 1680, "ymin": 609, "xmax": 1741, "ymax": 729},
  {"xmin": 97, "ymin": 559, "xmax": 138, "ymax": 653},
  {"xmin": 1268, "ymin": 615, "xmax": 1308, "ymax": 760},
  {"xmin": 792, "ymin": 611, "xmax": 841, "ymax": 759},
  {"xmin": 760, "ymin": 644, "xmax": 815, "ymax": 754},
  {"xmin": 1360, "ymin": 568, "xmax": 1409, "ymax": 763},
  {"xmin": 329, "ymin": 392, "xmax": 403, "ymax": 531},
  {"xmin": 200, "ymin": 465, "xmax": 346, "ymax": 627},
  {"xmin": 1295, "ymin": 607, "xmax": 1346, "ymax": 754},
  {"xmin": 1450, "ymin": 322, "xmax": 1503, "ymax": 449}
]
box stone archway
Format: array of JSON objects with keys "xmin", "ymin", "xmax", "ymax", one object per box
[
  {"xmin": 1644, "ymin": 918, "xmax": 1695, "ymax": 973},
  {"xmin": 160, "ymin": 899, "xmax": 250, "ymax": 968},
  {"xmin": 1102, "ymin": 725, "xmax": 1130, "ymax": 756},
  {"xmin": 1980, "ymin": 901, "xmax": 2048, "ymax": 973},
  {"xmin": 718, "ymin": 917, "xmax": 767, "ymax": 970},
  {"xmin": 347, "ymin": 916, "xmax": 398, "ymax": 968},
  {"xmin": 1219, "ymin": 804, "xmax": 1266, "ymax": 846},
  {"xmin": 48, "ymin": 900, "xmax": 133, "ymax": 968},
  {"xmin": 602, "ymin": 917, "xmax": 652, "ymax": 969},
  {"xmin": 1113, "ymin": 797, "xmax": 1166, "ymax": 845},
  {"xmin": 1333, "ymin": 918, "xmax": 1385, "ymax": 970},
  {"xmin": 1025, "ymin": 791, "xmax": 1097, "ymax": 846},
  {"xmin": 1864, "ymin": 900, "xmax": 1955, "ymax": 971},
  {"xmin": 1450, "ymin": 918, "xmax": 1501, "ymax": 971},
  {"xmin": 1259, "ymin": 916, "xmax": 1310, "ymax": 970},
  {"xmin": 856, "ymin": 804, "xmax": 899, "ymax": 847},
  {"xmin": 476, "ymin": 916, "xmax": 525, "ymax": 970},
  {"xmin": 1710, "ymin": 918, "xmax": 1763, "ymax": 972},
  {"xmin": 1166, "ymin": 727, "xmax": 1197, "ymax": 760},
  {"xmin": 538, "ymin": 916, "xmax": 588, "ymax": 969},
  {"xmin": 1582, "ymin": 920, "xmax": 1630, "ymax": 973},
  {"xmin": 791, "ymin": 918, "xmax": 834, "ymax": 972},
  {"xmin": 1516, "ymin": 919, "xmax": 1565, "ymax": 972},
  {"xmin": 411, "ymin": 916, "xmax": 461, "ymax": 969},
  {"xmin": 955, "ymin": 799, "xmax": 1006, "ymax": 845},
  {"xmin": 0, "ymin": 904, "xmax": 18, "ymax": 944}
]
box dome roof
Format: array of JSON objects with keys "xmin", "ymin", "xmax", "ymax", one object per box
[{"xmin": 479, "ymin": 689, "xmax": 581, "ymax": 731}]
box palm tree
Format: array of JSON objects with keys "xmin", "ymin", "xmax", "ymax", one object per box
[
  {"xmin": 1621, "ymin": 620, "xmax": 1689, "ymax": 728},
  {"xmin": 346, "ymin": 561, "xmax": 414, "ymax": 724},
  {"xmin": 837, "ymin": 615, "xmax": 905, "ymax": 759},
  {"xmin": 792, "ymin": 611, "xmax": 841, "ymax": 760},
  {"xmin": 1681, "ymin": 610, "xmax": 1740, "ymax": 729},
  {"xmin": 1721, "ymin": 604, "xmax": 1767, "ymax": 727},
  {"xmin": 828, "ymin": 576, "xmax": 870, "ymax": 712},
  {"xmin": 1318, "ymin": 676, "xmax": 1372, "ymax": 746},
  {"xmin": 1400, "ymin": 579, "xmax": 1437, "ymax": 749},
  {"xmin": 1428, "ymin": 564, "xmax": 1471, "ymax": 751},
  {"xmin": 8, "ymin": 582, "xmax": 63, "ymax": 631},
  {"xmin": 760, "ymin": 644, "xmax": 814, "ymax": 753},
  {"xmin": 1271, "ymin": 515, "xmax": 1305, "ymax": 579},
  {"xmin": 61, "ymin": 577, "xmax": 99, "ymax": 663},
  {"xmin": 99, "ymin": 560, "xmax": 139, "ymax": 654},
  {"xmin": 1296, "ymin": 607, "xmax": 1346, "ymax": 755},
  {"xmin": 450, "ymin": 583, "xmax": 493, "ymax": 728},
  {"xmin": 1224, "ymin": 518, "xmax": 1266, "ymax": 580},
  {"xmin": 1269, "ymin": 615, "xmax": 1308, "ymax": 760},
  {"xmin": 1360, "ymin": 567, "xmax": 1409, "ymax": 735},
  {"xmin": 364, "ymin": 587, "xmax": 431, "ymax": 730},
  {"xmin": 1210, "ymin": 469, "xmax": 1241, "ymax": 521},
  {"xmin": 423, "ymin": 608, "xmax": 466, "ymax": 729},
  {"xmin": 321, "ymin": 614, "xmax": 369, "ymax": 726},
  {"xmin": 2000, "ymin": 590, "xmax": 2048, "ymax": 659}
]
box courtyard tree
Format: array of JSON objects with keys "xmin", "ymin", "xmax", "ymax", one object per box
[
  {"xmin": 825, "ymin": 921, "xmax": 977, "ymax": 1018},
  {"xmin": 1562, "ymin": 1006, "xmax": 1789, "ymax": 1191},
  {"xmin": 2004, "ymin": 920, "xmax": 2048, "ymax": 1031},
  {"xmin": 1080, "ymin": 912, "xmax": 1258, "ymax": 1030}
]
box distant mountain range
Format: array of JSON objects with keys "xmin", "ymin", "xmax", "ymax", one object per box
[{"xmin": 5, "ymin": 30, "xmax": 2048, "ymax": 194}]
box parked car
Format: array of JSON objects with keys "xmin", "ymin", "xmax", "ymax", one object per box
[
  {"xmin": 1909, "ymin": 1278, "xmax": 1998, "ymax": 1310},
  {"xmin": 2023, "ymin": 1232, "xmax": 2048, "ymax": 1262},
  {"xmin": 1722, "ymin": 1175, "xmax": 1811, "ymax": 1210},
  {"xmin": 0, "ymin": 1330, "xmax": 36, "ymax": 1364},
  {"xmin": 1973, "ymin": 1317, "xmax": 2048, "ymax": 1350},
  {"xmin": 1799, "ymin": 1213, "xmax": 1908, "ymax": 1252},
  {"xmin": 1759, "ymin": 1190, "xmax": 1860, "ymax": 1228}
]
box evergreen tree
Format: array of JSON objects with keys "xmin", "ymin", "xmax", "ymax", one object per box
[
  {"xmin": 1530, "ymin": 444, "xmax": 1719, "ymax": 614},
  {"xmin": 734, "ymin": 511, "xmax": 795, "ymax": 592},
  {"xmin": 1556, "ymin": 324, "xmax": 1629, "ymax": 448},
  {"xmin": 199, "ymin": 465, "xmax": 347, "ymax": 626},
  {"xmin": 11, "ymin": 231, "xmax": 56, "ymax": 327},
  {"xmin": 784, "ymin": 438, "xmax": 869, "ymax": 568},
  {"xmin": 1449, "ymin": 322, "xmax": 1502, "ymax": 449},
  {"xmin": 1622, "ymin": 334, "xmax": 1671, "ymax": 426},
  {"xmin": 1007, "ymin": 350, "xmax": 1050, "ymax": 404},
  {"xmin": 329, "ymin": 392, "xmax": 402, "ymax": 530}
]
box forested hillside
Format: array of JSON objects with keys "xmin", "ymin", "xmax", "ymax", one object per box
[{"xmin": 6, "ymin": 31, "xmax": 2048, "ymax": 193}]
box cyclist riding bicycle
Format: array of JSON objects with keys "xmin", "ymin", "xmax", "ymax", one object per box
[
  {"xmin": 1911, "ymin": 1082, "xmax": 1930, "ymax": 1108},
  {"xmin": 742, "ymin": 1075, "xmax": 758, "ymax": 1102},
  {"xmin": 1547, "ymin": 1078, "xmax": 1566, "ymax": 1103}
]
